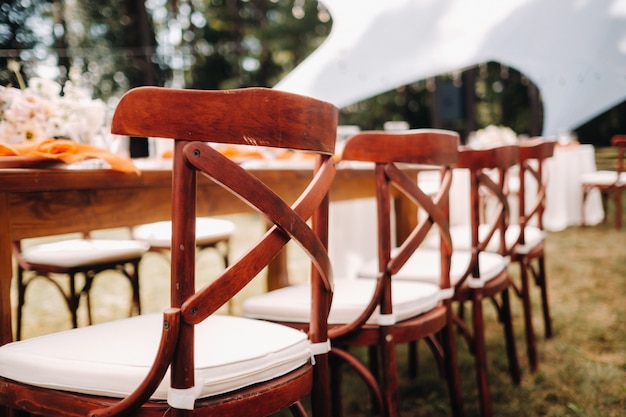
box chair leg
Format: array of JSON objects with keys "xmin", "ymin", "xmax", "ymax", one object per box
[
  {"xmin": 408, "ymin": 340, "xmax": 419, "ymax": 378},
  {"xmin": 471, "ymin": 292, "xmax": 492, "ymax": 417},
  {"xmin": 380, "ymin": 328, "xmax": 400, "ymax": 417},
  {"xmin": 500, "ymin": 288, "xmax": 521, "ymax": 384},
  {"xmin": 581, "ymin": 187, "xmax": 589, "ymax": 226},
  {"xmin": 615, "ymin": 187, "xmax": 622, "ymax": 230},
  {"xmin": 330, "ymin": 349, "xmax": 344, "ymax": 417},
  {"xmin": 16, "ymin": 267, "xmax": 27, "ymax": 341},
  {"xmin": 81, "ymin": 273, "xmax": 95, "ymax": 326},
  {"xmin": 17, "ymin": 269, "xmax": 83, "ymax": 338},
  {"xmin": 442, "ymin": 308, "xmax": 465, "ymax": 417},
  {"xmin": 289, "ymin": 401, "xmax": 307, "ymax": 417},
  {"xmin": 127, "ymin": 260, "xmax": 142, "ymax": 316},
  {"xmin": 536, "ymin": 255, "xmax": 553, "ymax": 339},
  {"xmin": 368, "ymin": 345, "xmax": 380, "ymax": 382},
  {"xmin": 310, "ymin": 352, "xmax": 332, "ymax": 417},
  {"xmin": 67, "ymin": 273, "xmax": 80, "ymax": 329},
  {"xmin": 222, "ymin": 240, "xmax": 230, "ymax": 268},
  {"xmin": 519, "ymin": 259, "xmax": 538, "ymax": 372}
]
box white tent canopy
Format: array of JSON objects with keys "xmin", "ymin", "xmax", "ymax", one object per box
[{"xmin": 275, "ymin": 0, "xmax": 626, "ymax": 136}]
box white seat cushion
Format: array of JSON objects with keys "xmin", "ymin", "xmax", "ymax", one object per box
[
  {"xmin": 357, "ymin": 248, "xmax": 507, "ymax": 287},
  {"xmin": 20, "ymin": 239, "xmax": 149, "ymax": 268},
  {"xmin": 505, "ymin": 224, "xmax": 545, "ymax": 255},
  {"xmin": 424, "ymin": 224, "xmax": 544, "ymax": 255},
  {"xmin": 580, "ymin": 170, "xmax": 623, "ymax": 186},
  {"xmin": 0, "ymin": 314, "xmax": 310, "ymax": 401},
  {"xmin": 242, "ymin": 279, "xmax": 442, "ymax": 325},
  {"xmin": 133, "ymin": 218, "xmax": 235, "ymax": 248}
]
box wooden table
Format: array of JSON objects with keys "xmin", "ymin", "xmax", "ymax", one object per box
[{"xmin": 0, "ymin": 164, "xmax": 416, "ymax": 345}]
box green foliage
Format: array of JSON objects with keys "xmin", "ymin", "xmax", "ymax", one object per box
[
  {"xmin": 1, "ymin": 0, "xmax": 331, "ymax": 99},
  {"xmin": 2, "ymin": 1, "xmax": 625, "ymax": 144},
  {"xmin": 339, "ymin": 62, "xmax": 538, "ymax": 141},
  {"xmin": 0, "ymin": 0, "xmax": 54, "ymax": 86},
  {"xmin": 184, "ymin": 0, "xmax": 332, "ymax": 89}
]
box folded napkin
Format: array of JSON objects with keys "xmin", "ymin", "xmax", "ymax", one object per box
[{"xmin": 0, "ymin": 138, "xmax": 139, "ymax": 174}]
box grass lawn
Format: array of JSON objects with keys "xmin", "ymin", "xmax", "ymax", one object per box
[{"xmin": 12, "ymin": 180, "xmax": 626, "ymax": 417}]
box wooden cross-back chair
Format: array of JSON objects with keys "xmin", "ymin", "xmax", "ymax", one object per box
[
  {"xmin": 366, "ymin": 144, "xmax": 522, "ymax": 417},
  {"xmin": 0, "ymin": 86, "xmax": 337, "ymax": 417},
  {"xmin": 438, "ymin": 145, "xmax": 521, "ymax": 416},
  {"xmin": 427, "ymin": 139, "xmax": 556, "ymax": 376},
  {"xmin": 581, "ymin": 134, "xmax": 626, "ymax": 229},
  {"xmin": 12, "ymin": 231, "xmax": 148, "ymax": 340},
  {"xmin": 507, "ymin": 138, "xmax": 556, "ymax": 372},
  {"xmin": 446, "ymin": 145, "xmax": 521, "ymax": 417},
  {"xmin": 131, "ymin": 217, "xmax": 235, "ymax": 268},
  {"xmin": 243, "ymin": 129, "xmax": 465, "ymax": 417}
]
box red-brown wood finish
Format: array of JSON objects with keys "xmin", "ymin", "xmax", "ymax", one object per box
[
  {"xmin": 0, "ymin": 153, "xmax": 410, "ymax": 347},
  {"xmin": 511, "ymin": 138, "xmax": 556, "ymax": 372},
  {"xmin": 0, "ymin": 86, "xmax": 338, "ymax": 417},
  {"xmin": 452, "ymin": 144, "xmax": 522, "ymax": 417},
  {"xmin": 336, "ymin": 129, "xmax": 464, "ymax": 417}
]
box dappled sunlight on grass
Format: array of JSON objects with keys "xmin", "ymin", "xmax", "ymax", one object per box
[{"xmin": 11, "ymin": 204, "xmax": 626, "ymax": 416}]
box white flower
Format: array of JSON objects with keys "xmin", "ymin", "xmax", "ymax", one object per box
[
  {"xmin": 469, "ymin": 125, "xmax": 519, "ymax": 149},
  {"xmin": 1, "ymin": 69, "xmax": 107, "ymax": 146},
  {"xmin": 26, "ymin": 77, "xmax": 62, "ymax": 101}
]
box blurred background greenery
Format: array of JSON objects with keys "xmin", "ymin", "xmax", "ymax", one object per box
[{"xmin": 2, "ymin": 0, "xmax": 625, "ymax": 147}]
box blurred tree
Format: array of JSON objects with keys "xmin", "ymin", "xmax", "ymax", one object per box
[
  {"xmin": 2, "ymin": 1, "xmax": 623, "ymax": 146},
  {"xmin": 61, "ymin": 0, "xmax": 167, "ymax": 156},
  {"xmin": 0, "ymin": 0, "xmax": 54, "ymax": 86},
  {"xmin": 338, "ymin": 62, "xmax": 543, "ymax": 142},
  {"xmin": 59, "ymin": 0, "xmax": 167, "ymax": 100},
  {"xmin": 575, "ymin": 100, "xmax": 626, "ymax": 146},
  {"xmin": 173, "ymin": 0, "xmax": 332, "ymax": 90}
]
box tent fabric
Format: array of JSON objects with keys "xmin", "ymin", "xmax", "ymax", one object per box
[{"xmin": 275, "ymin": 0, "xmax": 626, "ymax": 135}]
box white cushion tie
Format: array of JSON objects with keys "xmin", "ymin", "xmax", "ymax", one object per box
[
  {"xmin": 168, "ymin": 385, "xmax": 202, "ymax": 410},
  {"xmin": 439, "ymin": 288, "xmax": 455, "ymax": 300},
  {"xmin": 309, "ymin": 340, "xmax": 331, "ymax": 365},
  {"xmin": 469, "ymin": 276, "xmax": 484, "ymax": 288},
  {"xmin": 377, "ymin": 313, "xmax": 397, "ymax": 326}
]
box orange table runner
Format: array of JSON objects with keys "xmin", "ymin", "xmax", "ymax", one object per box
[{"xmin": 0, "ymin": 138, "xmax": 139, "ymax": 173}]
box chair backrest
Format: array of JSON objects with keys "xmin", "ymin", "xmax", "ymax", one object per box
[
  {"xmin": 611, "ymin": 134, "xmax": 626, "ymax": 175},
  {"xmin": 337, "ymin": 129, "xmax": 459, "ymax": 334},
  {"xmin": 111, "ymin": 86, "xmax": 337, "ymax": 409},
  {"xmin": 457, "ymin": 145, "xmax": 519, "ymax": 279},
  {"xmin": 517, "ymin": 138, "xmax": 556, "ymax": 241}
]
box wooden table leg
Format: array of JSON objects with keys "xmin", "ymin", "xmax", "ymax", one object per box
[
  {"xmin": 0, "ymin": 193, "xmax": 14, "ymax": 345},
  {"xmin": 394, "ymin": 192, "xmax": 418, "ymax": 244},
  {"xmin": 267, "ymin": 249, "xmax": 290, "ymax": 291}
]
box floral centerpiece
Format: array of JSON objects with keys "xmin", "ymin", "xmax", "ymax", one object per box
[
  {"xmin": 0, "ymin": 62, "xmax": 137, "ymax": 173},
  {"xmin": 467, "ymin": 125, "xmax": 519, "ymax": 148},
  {"xmin": 0, "ymin": 61, "xmax": 106, "ymax": 146}
]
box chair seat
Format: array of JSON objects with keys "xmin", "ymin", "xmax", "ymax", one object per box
[
  {"xmin": 423, "ymin": 224, "xmax": 545, "ymax": 255},
  {"xmin": 0, "ymin": 314, "xmax": 310, "ymax": 401},
  {"xmin": 242, "ymin": 279, "xmax": 443, "ymax": 325},
  {"xmin": 506, "ymin": 225, "xmax": 544, "ymax": 255},
  {"xmin": 357, "ymin": 248, "xmax": 508, "ymax": 287},
  {"xmin": 580, "ymin": 170, "xmax": 626, "ymax": 186},
  {"xmin": 20, "ymin": 239, "xmax": 149, "ymax": 268},
  {"xmin": 132, "ymin": 218, "xmax": 235, "ymax": 248}
]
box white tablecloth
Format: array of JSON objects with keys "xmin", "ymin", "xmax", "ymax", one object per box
[
  {"xmin": 448, "ymin": 144, "xmax": 604, "ymax": 231},
  {"xmin": 543, "ymin": 144, "xmax": 604, "ymax": 231}
]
